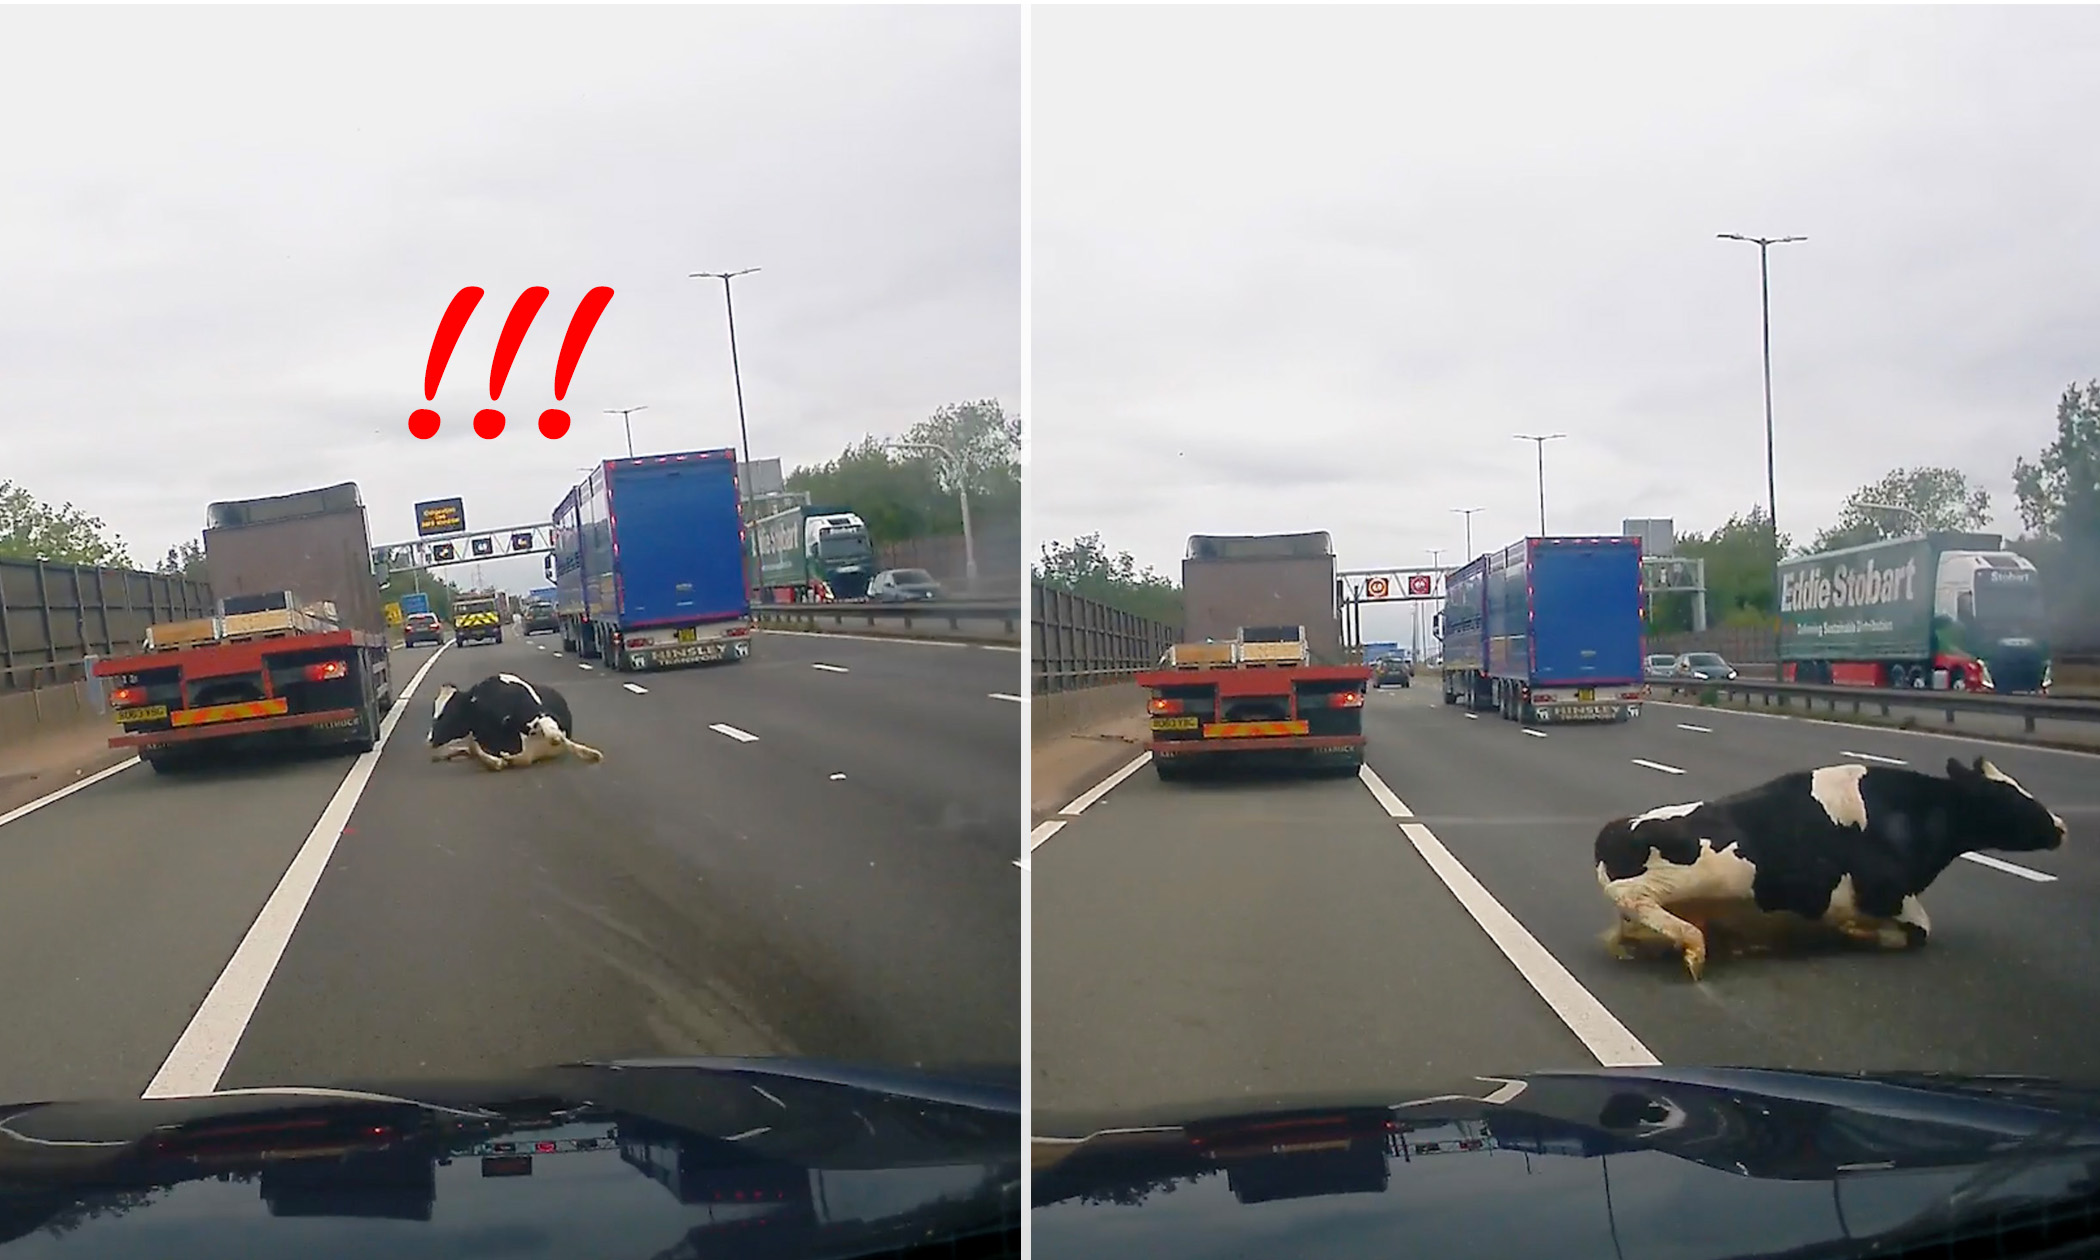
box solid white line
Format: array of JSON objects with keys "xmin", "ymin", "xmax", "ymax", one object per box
[
  {"xmin": 811, "ymin": 663, "xmax": 850, "ymax": 673},
  {"xmin": 710, "ymin": 723, "xmax": 760, "ymax": 743},
  {"xmin": 143, "ymin": 644, "xmax": 452, "ymax": 1098},
  {"xmin": 0, "ymin": 755, "xmax": 140, "ymax": 830},
  {"xmin": 1960, "ymin": 851, "xmax": 2058, "ymax": 882},
  {"xmin": 1358, "ymin": 766, "xmax": 1658, "ymax": 1068},
  {"xmin": 990, "ymin": 692, "xmax": 1022, "ymax": 703},
  {"xmin": 1677, "ymin": 723, "xmax": 1712, "ymax": 733},
  {"xmin": 1521, "ymin": 729, "xmax": 1548, "ymax": 739},
  {"xmin": 1631, "ymin": 758, "xmax": 1685, "ymax": 775},
  {"xmin": 622, "ymin": 683, "xmax": 648, "ymax": 695},
  {"xmin": 1059, "ymin": 751, "xmax": 1152, "ymax": 816},
  {"xmin": 1841, "ymin": 750, "xmax": 1908, "ymax": 766},
  {"xmin": 1029, "ymin": 819, "xmax": 1066, "ymax": 850}
]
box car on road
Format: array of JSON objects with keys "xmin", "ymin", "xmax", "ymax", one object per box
[
  {"xmin": 402, "ymin": 611, "xmax": 444, "ymax": 647},
  {"xmin": 1673, "ymin": 651, "xmax": 1738, "ymax": 681},
  {"xmin": 520, "ymin": 599, "xmax": 559, "ymax": 635},
  {"xmin": 1645, "ymin": 652, "xmax": 1678, "ymax": 681},
  {"xmin": 1373, "ymin": 656, "xmax": 1411, "ymax": 688},
  {"xmin": 869, "ymin": 568, "xmax": 942, "ymax": 602}
]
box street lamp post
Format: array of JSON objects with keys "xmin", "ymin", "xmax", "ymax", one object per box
[
  {"xmin": 891, "ymin": 439, "xmax": 978, "ymax": 587},
  {"xmin": 688, "ymin": 268, "xmax": 760, "ymax": 494},
  {"xmin": 1452, "ymin": 507, "xmax": 1482, "ymax": 560},
  {"xmin": 1718, "ymin": 232, "xmax": 1805, "ymax": 665},
  {"xmin": 1857, "ymin": 500, "xmax": 1925, "ymax": 534},
  {"xmin": 604, "ymin": 405, "xmax": 647, "ymax": 459},
  {"xmin": 1512, "ymin": 436, "xmax": 1565, "ymax": 535}
]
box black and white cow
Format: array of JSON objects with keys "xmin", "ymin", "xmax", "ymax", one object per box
[
  {"xmin": 1595, "ymin": 755, "xmax": 2065, "ymax": 980},
  {"xmin": 428, "ymin": 673, "xmax": 604, "ymax": 771}
]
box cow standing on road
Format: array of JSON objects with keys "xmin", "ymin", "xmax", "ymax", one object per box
[
  {"xmin": 1595, "ymin": 756, "xmax": 2066, "ymax": 980},
  {"xmin": 429, "ymin": 673, "xmax": 605, "ymax": 771}
]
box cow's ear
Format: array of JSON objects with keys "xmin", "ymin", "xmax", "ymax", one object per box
[{"xmin": 1947, "ymin": 756, "xmax": 1975, "ymax": 780}]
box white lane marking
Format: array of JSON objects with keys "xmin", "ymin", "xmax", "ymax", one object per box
[
  {"xmin": 1632, "ymin": 758, "xmax": 1685, "ymax": 775},
  {"xmin": 552, "ymin": 652, "xmax": 564, "ymax": 658},
  {"xmin": 829, "ymin": 772, "xmax": 846, "ymax": 780},
  {"xmin": 622, "ymin": 683, "xmax": 648, "ymax": 695},
  {"xmin": 1521, "ymin": 729, "xmax": 1548, "ymax": 739},
  {"xmin": 1646, "ymin": 698, "xmax": 2100, "ymax": 761},
  {"xmin": 1464, "ymin": 713, "xmax": 1479, "ymax": 721},
  {"xmin": 0, "ymin": 756, "xmax": 140, "ymax": 831},
  {"xmin": 1030, "ymin": 819, "xmax": 1067, "ymax": 850},
  {"xmin": 1059, "ymin": 752, "xmax": 1152, "ymax": 816},
  {"xmin": 144, "ymin": 644, "xmax": 452, "ymax": 1098},
  {"xmin": 1359, "ymin": 766, "xmax": 1658, "ymax": 1068},
  {"xmin": 710, "ymin": 723, "xmax": 760, "ymax": 743},
  {"xmin": 980, "ymin": 644, "xmax": 1021, "ymax": 653},
  {"xmin": 811, "ymin": 663, "xmax": 850, "ymax": 673},
  {"xmin": 536, "ymin": 644, "xmax": 547, "ymax": 650},
  {"xmin": 1960, "ymin": 851, "xmax": 2058, "ymax": 882},
  {"xmin": 990, "ymin": 692, "xmax": 1022, "ymax": 703},
  {"xmin": 758, "ymin": 629, "xmax": 969, "ymax": 649},
  {"xmin": 577, "ymin": 663, "xmax": 593, "ymax": 671},
  {"xmin": 1841, "ymin": 750, "xmax": 1907, "ymax": 766},
  {"xmin": 1677, "ymin": 723, "xmax": 1712, "ymax": 733}
]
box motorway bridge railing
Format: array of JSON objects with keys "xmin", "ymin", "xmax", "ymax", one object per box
[
  {"xmin": 1650, "ymin": 676, "xmax": 2100, "ymax": 735},
  {"xmin": 753, "ymin": 600, "xmax": 1019, "ymax": 645}
]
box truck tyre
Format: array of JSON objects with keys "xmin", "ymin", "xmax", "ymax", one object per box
[
  {"xmin": 1154, "ymin": 756, "xmax": 1187, "ymax": 782},
  {"xmin": 144, "ymin": 749, "xmax": 187, "ymax": 775}
]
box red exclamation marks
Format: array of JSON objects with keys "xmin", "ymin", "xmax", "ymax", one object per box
[
  {"xmin": 540, "ymin": 286, "xmax": 615, "ymax": 439},
  {"xmin": 410, "ymin": 287, "xmax": 484, "ymax": 440},
  {"xmin": 409, "ymin": 285, "xmax": 616, "ymax": 440}
]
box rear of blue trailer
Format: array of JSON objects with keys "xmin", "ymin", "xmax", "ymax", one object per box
[
  {"xmin": 1439, "ymin": 536, "xmax": 1646, "ymax": 723},
  {"xmin": 550, "ymin": 449, "xmax": 753, "ymax": 671}
]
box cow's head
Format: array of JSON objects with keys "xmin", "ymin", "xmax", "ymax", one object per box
[
  {"xmin": 430, "ymin": 682, "xmax": 472, "ymax": 747},
  {"xmin": 1948, "ymin": 755, "xmax": 2066, "ymax": 852}
]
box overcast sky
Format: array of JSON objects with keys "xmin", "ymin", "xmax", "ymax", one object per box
[
  {"xmin": 3, "ymin": 5, "xmax": 1017, "ymax": 594},
  {"xmin": 1033, "ymin": 6, "xmax": 2100, "ymax": 644}
]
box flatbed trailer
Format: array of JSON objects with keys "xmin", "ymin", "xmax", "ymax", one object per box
[
  {"xmin": 1135, "ymin": 637, "xmax": 1371, "ymax": 780},
  {"xmin": 92, "ymin": 619, "xmax": 392, "ymax": 774}
]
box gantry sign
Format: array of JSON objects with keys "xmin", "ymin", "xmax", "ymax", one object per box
[
  {"xmin": 375, "ymin": 495, "xmax": 554, "ymax": 572},
  {"xmin": 1337, "ymin": 568, "xmax": 1447, "ymax": 603}
]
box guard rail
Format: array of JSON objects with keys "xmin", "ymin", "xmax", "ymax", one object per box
[
  {"xmin": 752, "ymin": 600, "xmax": 1020, "ymax": 645},
  {"xmin": 1653, "ymin": 676, "xmax": 2100, "ymax": 735}
]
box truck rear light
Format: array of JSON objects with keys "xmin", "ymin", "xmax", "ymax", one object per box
[
  {"xmin": 111, "ymin": 685, "xmax": 148, "ymax": 707},
  {"xmin": 726, "ymin": 625, "xmax": 750, "ymax": 637},
  {"xmin": 1148, "ymin": 697, "xmax": 1183, "ymax": 715},
  {"xmin": 303, "ymin": 661, "xmax": 349, "ymax": 683},
  {"xmin": 1330, "ymin": 691, "xmax": 1364, "ymax": 708}
]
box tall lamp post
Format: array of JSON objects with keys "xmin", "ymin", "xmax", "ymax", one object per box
[
  {"xmin": 604, "ymin": 405, "xmax": 647, "ymax": 459},
  {"xmin": 1513, "ymin": 435, "xmax": 1565, "ymax": 534},
  {"xmin": 1452, "ymin": 507, "xmax": 1482, "ymax": 560},
  {"xmin": 1718, "ymin": 232, "xmax": 1805, "ymax": 665},
  {"xmin": 891, "ymin": 439, "xmax": 978, "ymax": 587},
  {"xmin": 688, "ymin": 268, "xmax": 760, "ymax": 493}
]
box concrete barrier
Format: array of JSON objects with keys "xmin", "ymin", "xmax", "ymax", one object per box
[
  {"xmin": 1032, "ymin": 683, "xmax": 1142, "ymax": 743},
  {"xmin": 0, "ymin": 680, "xmax": 100, "ymax": 751}
]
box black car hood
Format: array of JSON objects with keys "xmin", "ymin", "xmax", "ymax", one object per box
[
  {"xmin": 1033, "ymin": 1066, "xmax": 2100, "ymax": 1259},
  {"xmin": 0, "ymin": 1056, "xmax": 1018, "ymax": 1258}
]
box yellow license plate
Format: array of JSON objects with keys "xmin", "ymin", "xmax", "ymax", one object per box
[
  {"xmin": 1151, "ymin": 715, "xmax": 1200, "ymax": 731},
  {"xmin": 1577, "ymin": 688, "xmax": 1595, "ymax": 702},
  {"xmin": 676, "ymin": 627, "xmax": 698, "ymax": 642},
  {"xmin": 114, "ymin": 705, "xmax": 168, "ymax": 723}
]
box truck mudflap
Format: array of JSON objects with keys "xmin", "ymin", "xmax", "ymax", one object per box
[{"xmin": 1522, "ymin": 682, "xmax": 1646, "ymax": 722}]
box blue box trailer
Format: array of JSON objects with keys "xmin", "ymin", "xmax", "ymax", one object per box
[
  {"xmin": 1435, "ymin": 535, "xmax": 1647, "ymax": 723},
  {"xmin": 550, "ymin": 449, "xmax": 753, "ymax": 671}
]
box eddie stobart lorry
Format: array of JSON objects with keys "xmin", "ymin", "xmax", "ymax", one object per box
[
  {"xmin": 89, "ymin": 482, "xmax": 393, "ymax": 774},
  {"xmin": 1437, "ymin": 535, "xmax": 1648, "ymax": 723},
  {"xmin": 1777, "ymin": 531, "xmax": 2050, "ymax": 693},
  {"xmin": 750, "ymin": 503, "xmax": 878, "ymax": 602},
  {"xmin": 550, "ymin": 448, "xmax": 754, "ymax": 671},
  {"xmin": 1134, "ymin": 531, "xmax": 1372, "ymax": 781}
]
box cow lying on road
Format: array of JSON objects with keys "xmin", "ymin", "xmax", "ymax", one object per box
[
  {"xmin": 429, "ymin": 673, "xmax": 604, "ymax": 771},
  {"xmin": 1596, "ymin": 756, "xmax": 2065, "ymax": 980}
]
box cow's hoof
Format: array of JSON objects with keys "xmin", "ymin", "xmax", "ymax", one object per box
[
  {"xmin": 1901, "ymin": 923, "xmax": 1930, "ymax": 948},
  {"xmin": 1682, "ymin": 946, "xmax": 1707, "ymax": 981}
]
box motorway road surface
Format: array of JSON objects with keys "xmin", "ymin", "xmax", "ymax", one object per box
[
  {"xmin": 1031, "ymin": 680, "xmax": 2100, "ymax": 1124},
  {"xmin": 0, "ymin": 629, "xmax": 1020, "ymax": 1104}
]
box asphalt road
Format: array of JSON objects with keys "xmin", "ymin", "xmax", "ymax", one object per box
[
  {"xmin": 0, "ymin": 627, "xmax": 1020, "ymax": 1105},
  {"xmin": 1030, "ymin": 678, "xmax": 2100, "ymax": 1126}
]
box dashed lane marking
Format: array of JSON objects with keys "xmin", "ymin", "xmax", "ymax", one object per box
[
  {"xmin": 1677, "ymin": 723, "xmax": 1711, "ymax": 733},
  {"xmin": 811, "ymin": 663, "xmax": 850, "ymax": 673},
  {"xmin": 622, "ymin": 683, "xmax": 648, "ymax": 695},
  {"xmin": 1961, "ymin": 852, "xmax": 2056, "ymax": 882},
  {"xmin": 1521, "ymin": 729, "xmax": 1548, "ymax": 739},
  {"xmin": 710, "ymin": 723, "xmax": 760, "ymax": 743},
  {"xmin": 990, "ymin": 693, "xmax": 1022, "ymax": 703},
  {"xmin": 1631, "ymin": 758, "xmax": 1685, "ymax": 775}
]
